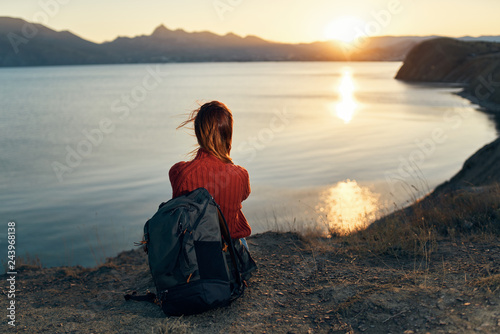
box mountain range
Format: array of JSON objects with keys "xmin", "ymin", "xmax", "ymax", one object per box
[{"xmin": 1, "ymin": 16, "xmax": 499, "ymax": 67}]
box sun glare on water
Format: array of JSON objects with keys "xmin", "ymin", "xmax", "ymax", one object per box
[
  {"xmin": 329, "ymin": 67, "xmax": 358, "ymax": 123},
  {"xmin": 316, "ymin": 180, "xmax": 381, "ymax": 236},
  {"xmin": 324, "ymin": 16, "xmax": 365, "ymax": 44}
]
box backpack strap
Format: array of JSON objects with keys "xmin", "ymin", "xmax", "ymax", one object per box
[
  {"xmin": 216, "ymin": 205, "xmax": 244, "ymax": 296},
  {"xmin": 124, "ymin": 291, "xmax": 159, "ymax": 305}
]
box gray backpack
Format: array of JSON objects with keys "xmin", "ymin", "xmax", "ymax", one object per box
[{"xmin": 126, "ymin": 187, "xmax": 244, "ymax": 316}]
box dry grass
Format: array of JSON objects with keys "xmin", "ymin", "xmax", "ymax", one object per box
[
  {"xmin": 331, "ymin": 183, "xmax": 500, "ymax": 258},
  {"xmin": 472, "ymin": 273, "xmax": 500, "ymax": 292},
  {"xmin": 286, "ymin": 184, "xmax": 500, "ymax": 333},
  {"xmin": 2, "ymin": 253, "xmax": 43, "ymax": 272},
  {"xmin": 155, "ymin": 317, "xmax": 194, "ymax": 334}
]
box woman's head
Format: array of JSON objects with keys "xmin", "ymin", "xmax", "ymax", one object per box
[{"xmin": 178, "ymin": 101, "xmax": 233, "ymax": 163}]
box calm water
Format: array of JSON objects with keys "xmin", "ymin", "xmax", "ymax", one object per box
[{"xmin": 0, "ymin": 62, "xmax": 497, "ymax": 268}]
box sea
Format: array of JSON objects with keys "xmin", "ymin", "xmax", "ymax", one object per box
[{"xmin": 0, "ymin": 62, "xmax": 497, "ymax": 269}]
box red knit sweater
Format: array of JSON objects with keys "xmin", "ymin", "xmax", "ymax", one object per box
[{"xmin": 169, "ymin": 148, "xmax": 251, "ymax": 239}]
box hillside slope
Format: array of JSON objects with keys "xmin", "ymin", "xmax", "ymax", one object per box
[
  {"xmin": 3, "ymin": 231, "xmax": 498, "ymax": 333},
  {"xmin": 433, "ymin": 137, "xmax": 500, "ymax": 193},
  {"xmin": 395, "ymin": 38, "xmax": 500, "ymax": 104},
  {"xmin": 0, "ymin": 17, "xmax": 116, "ymax": 66}
]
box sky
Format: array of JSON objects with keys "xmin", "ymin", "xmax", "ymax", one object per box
[{"xmin": 1, "ymin": 0, "xmax": 499, "ymax": 44}]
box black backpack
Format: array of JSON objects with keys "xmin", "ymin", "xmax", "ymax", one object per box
[{"xmin": 125, "ymin": 188, "xmax": 244, "ymax": 316}]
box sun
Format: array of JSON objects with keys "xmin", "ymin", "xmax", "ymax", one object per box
[{"xmin": 324, "ymin": 16, "xmax": 366, "ymax": 43}]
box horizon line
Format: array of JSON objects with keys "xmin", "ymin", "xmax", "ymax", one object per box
[{"xmin": 1, "ymin": 15, "xmax": 499, "ymax": 46}]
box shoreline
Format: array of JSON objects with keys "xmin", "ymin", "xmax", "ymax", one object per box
[
  {"xmin": 2, "ymin": 60, "xmax": 500, "ymax": 332},
  {"xmin": 3, "ymin": 80, "xmax": 498, "ymax": 269},
  {"xmin": 457, "ymin": 91, "xmax": 500, "ymax": 133},
  {"xmin": 435, "ymin": 87, "xmax": 500, "ymax": 189},
  {"xmin": 1, "ymin": 154, "xmax": 498, "ymax": 332}
]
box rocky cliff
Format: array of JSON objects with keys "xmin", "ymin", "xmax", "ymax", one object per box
[
  {"xmin": 433, "ymin": 137, "xmax": 500, "ymax": 193},
  {"xmin": 396, "ymin": 38, "xmax": 500, "ymax": 104}
]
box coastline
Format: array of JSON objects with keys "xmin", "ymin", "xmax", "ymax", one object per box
[
  {"xmin": 393, "ymin": 37, "xmax": 500, "ymax": 192},
  {"xmin": 433, "ymin": 89, "xmax": 500, "ymax": 192},
  {"xmin": 457, "ymin": 90, "xmax": 500, "ymax": 133},
  {"xmin": 2, "ymin": 41, "xmax": 500, "ymax": 330},
  {"xmin": 1, "ymin": 93, "xmax": 499, "ymax": 333}
]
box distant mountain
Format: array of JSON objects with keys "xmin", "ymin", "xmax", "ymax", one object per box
[
  {"xmin": 1, "ymin": 17, "xmax": 499, "ymax": 67},
  {"xmin": 459, "ymin": 36, "xmax": 500, "ymax": 43},
  {"xmin": 0, "ymin": 17, "xmax": 117, "ymax": 66}
]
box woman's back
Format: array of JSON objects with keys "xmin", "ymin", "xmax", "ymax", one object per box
[
  {"xmin": 170, "ymin": 101, "xmax": 252, "ymax": 240},
  {"xmin": 169, "ymin": 147, "xmax": 251, "ymax": 239}
]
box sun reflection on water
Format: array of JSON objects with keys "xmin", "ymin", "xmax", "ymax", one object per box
[
  {"xmin": 331, "ymin": 67, "xmax": 358, "ymax": 124},
  {"xmin": 316, "ymin": 180, "xmax": 381, "ymax": 236}
]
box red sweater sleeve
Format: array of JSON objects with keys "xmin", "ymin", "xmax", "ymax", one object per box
[
  {"xmin": 240, "ymin": 167, "xmax": 251, "ymax": 201},
  {"xmin": 169, "ymin": 162, "xmax": 185, "ymax": 198}
]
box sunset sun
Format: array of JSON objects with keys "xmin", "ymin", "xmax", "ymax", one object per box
[{"xmin": 324, "ymin": 16, "xmax": 365, "ymax": 43}]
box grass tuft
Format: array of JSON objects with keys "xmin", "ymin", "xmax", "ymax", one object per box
[
  {"xmin": 154, "ymin": 317, "xmax": 194, "ymax": 334},
  {"xmin": 299, "ymin": 183, "xmax": 500, "ymax": 259},
  {"xmin": 2, "ymin": 253, "xmax": 43, "ymax": 272},
  {"xmin": 472, "ymin": 273, "xmax": 500, "ymax": 292}
]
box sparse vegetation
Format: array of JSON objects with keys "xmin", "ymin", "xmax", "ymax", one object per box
[
  {"xmin": 3, "ymin": 182, "xmax": 498, "ymax": 333},
  {"xmin": 155, "ymin": 317, "xmax": 194, "ymax": 334},
  {"xmin": 2, "ymin": 252, "xmax": 42, "ymax": 272},
  {"xmin": 337, "ymin": 183, "xmax": 500, "ymax": 258}
]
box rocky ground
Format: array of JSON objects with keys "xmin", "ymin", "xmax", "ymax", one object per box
[{"xmin": 1, "ymin": 231, "xmax": 499, "ymax": 333}]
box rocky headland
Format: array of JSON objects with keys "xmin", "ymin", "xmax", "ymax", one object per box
[
  {"xmin": 396, "ymin": 37, "xmax": 500, "ymax": 191},
  {"xmin": 396, "ymin": 37, "xmax": 500, "ymax": 106}
]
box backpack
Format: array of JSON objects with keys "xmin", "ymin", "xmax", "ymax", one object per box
[{"xmin": 125, "ymin": 187, "xmax": 244, "ymax": 316}]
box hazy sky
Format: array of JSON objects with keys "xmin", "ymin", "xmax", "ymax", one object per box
[{"xmin": 1, "ymin": 0, "xmax": 498, "ymax": 43}]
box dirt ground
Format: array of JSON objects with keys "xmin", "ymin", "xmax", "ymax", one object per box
[{"xmin": 1, "ymin": 231, "xmax": 499, "ymax": 333}]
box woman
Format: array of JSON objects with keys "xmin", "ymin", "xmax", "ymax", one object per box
[{"xmin": 169, "ymin": 101, "xmax": 257, "ymax": 280}]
